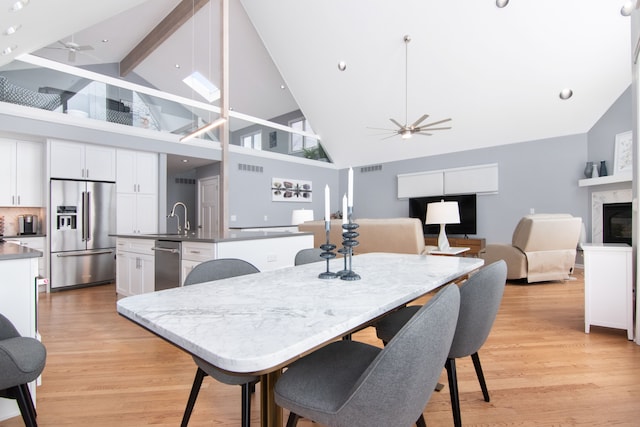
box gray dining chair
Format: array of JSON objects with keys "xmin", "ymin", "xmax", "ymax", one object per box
[
  {"xmin": 180, "ymin": 258, "xmax": 260, "ymax": 427},
  {"xmin": 294, "ymin": 248, "xmax": 324, "ymax": 265},
  {"xmin": 375, "ymin": 260, "xmax": 507, "ymax": 427},
  {"xmin": 275, "ymin": 283, "xmax": 461, "ymax": 427},
  {"xmin": 0, "ymin": 313, "xmax": 47, "ymax": 427}
]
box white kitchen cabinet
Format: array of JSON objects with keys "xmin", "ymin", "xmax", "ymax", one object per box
[
  {"xmin": 116, "ymin": 149, "xmax": 158, "ymax": 234},
  {"xmin": 582, "ymin": 243, "xmax": 634, "ymax": 340},
  {"xmin": 49, "ymin": 139, "xmax": 116, "ymax": 181},
  {"xmin": 116, "ymin": 238, "xmax": 155, "ymax": 297},
  {"xmin": 181, "ymin": 241, "xmax": 217, "ymax": 285},
  {"xmin": 0, "ymin": 139, "xmax": 43, "ymax": 207},
  {"xmin": 4, "ymin": 237, "xmax": 47, "ymax": 280}
]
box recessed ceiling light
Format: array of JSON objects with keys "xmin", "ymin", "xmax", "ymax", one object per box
[
  {"xmin": 559, "ymin": 88, "xmax": 573, "ymax": 100},
  {"xmin": 621, "ymin": 0, "xmax": 637, "ymax": 16},
  {"xmin": 338, "ymin": 61, "xmax": 347, "ymax": 71},
  {"xmin": 280, "ymin": 84, "xmax": 286, "ymax": 90},
  {"xmin": 9, "ymin": 0, "xmax": 29, "ymax": 12},
  {"xmin": 496, "ymin": 0, "xmax": 509, "ymax": 8},
  {"xmin": 182, "ymin": 159, "xmax": 189, "ymax": 163},
  {"xmin": 101, "ymin": 39, "xmax": 109, "ymax": 43},
  {"xmin": 4, "ymin": 24, "xmax": 21, "ymax": 35},
  {"xmin": 2, "ymin": 45, "xmax": 17, "ymax": 55},
  {"xmin": 175, "ymin": 63, "xmax": 181, "ymax": 69}
]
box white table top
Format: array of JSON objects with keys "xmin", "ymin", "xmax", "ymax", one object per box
[
  {"xmin": 117, "ymin": 252, "xmax": 483, "ymax": 375},
  {"xmin": 429, "ymin": 246, "xmax": 470, "ymax": 255}
]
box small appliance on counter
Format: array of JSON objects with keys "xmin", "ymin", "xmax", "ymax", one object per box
[{"xmin": 18, "ymin": 215, "xmax": 38, "ymax": 235}]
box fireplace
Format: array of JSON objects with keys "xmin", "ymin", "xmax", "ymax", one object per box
[{"xmin": 603, "ymin": 202, "xmax": 632, "ymax": 245}]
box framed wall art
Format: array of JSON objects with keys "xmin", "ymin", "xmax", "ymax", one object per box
[
  {"xmin": 613, "ymin": 131, "xmax": 632, "ymax": 175},
  {"xmin": 271, "ymin": 178, "xmax": 312, "ymax": 202}
]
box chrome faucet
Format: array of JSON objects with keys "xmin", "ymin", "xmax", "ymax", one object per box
[{"xmin": 169, "ymin": 202, "xmax": 190, "ymax": 235}]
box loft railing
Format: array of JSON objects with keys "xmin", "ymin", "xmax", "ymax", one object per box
[{"xmin": 0, "ymin": 54, "xmax": 328, "ymax": 162}]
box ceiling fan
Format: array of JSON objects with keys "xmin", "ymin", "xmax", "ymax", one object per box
[
  {"xmin": 45, "ymin": 38, "xmax": 94, "ymax": 62},
  {"xmin": 370, "ymin": 35, "xmax": 452, "ymax": 140}
]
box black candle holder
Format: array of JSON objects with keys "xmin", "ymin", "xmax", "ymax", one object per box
[
  {"xmin": 318, "ymin": 224, "xmax": 338, "ymax": 279},
  {"xmin": 336, "ymin": 245, "xmax": 349, "ymax": 276},
  {"xmin": 341, "ymin": 208, "xmax": 361, "ymax": 281}
]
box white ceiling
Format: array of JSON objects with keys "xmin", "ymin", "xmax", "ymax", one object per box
[{"xmin": 0, "ymin": 0, "xmax": 633, "ymax": 169}]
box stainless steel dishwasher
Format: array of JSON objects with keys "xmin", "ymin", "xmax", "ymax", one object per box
[{"xmin": 152, "ymin": 240, "xmax": 181, "ymax": 291}]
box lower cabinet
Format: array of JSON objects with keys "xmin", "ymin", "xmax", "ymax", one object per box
[
  {"xmin": 116, "ymin": 238, "xmax": 155, "ymax": 297},
  {"xmin": 582, "ymin": 243, "xmax": 633, "ymax": 340}
]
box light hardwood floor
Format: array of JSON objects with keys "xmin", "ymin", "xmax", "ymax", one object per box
[{"xmin": 2, "ymin": 268, "xmax": 640, "ymax": 426}]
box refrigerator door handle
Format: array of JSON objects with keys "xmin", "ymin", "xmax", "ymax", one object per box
[
  {"xmin": 56, "ymin": 250, "xmax": 114, "ymax": 257},
  {"xmin": 83, "ymin": 191, "xmax": 91, "ymax": 242}
]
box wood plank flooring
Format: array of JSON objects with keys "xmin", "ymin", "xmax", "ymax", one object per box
[{"xmin": 2, "ymin": 268, "xmax": 640, "ymax": 426}]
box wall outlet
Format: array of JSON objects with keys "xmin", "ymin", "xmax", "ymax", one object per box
[
  {"xmin": 267, "ymin": 253, "xmax": 277, "ymax": 262},
  {"xmin": 264, "ymin": 215, "xmax": 268, "ymax": 221},
  {"xmin": 230, "ymin": 214, "xmax": 237, "ymax": 222},
  {"xmin": 529, "ymin": 208, "xmax": 535, "ymax": 214}
]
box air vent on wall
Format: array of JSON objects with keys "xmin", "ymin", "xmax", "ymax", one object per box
[
  {"xmin": 238, "ymin": 163, "xmax": 264, "ymax": 173},
  {"xmin": 360, "ymin": 165, "xmax": 383, "ymax": 173},
  {"xmin": 174, "ymin": 178, "xmax": 196, "ymax": 185}
]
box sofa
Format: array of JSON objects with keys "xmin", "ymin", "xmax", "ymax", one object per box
[
  {"xmin": 479, "ymin": 214, "xmax": 582, "ymax": 283},
  {"xmin": 298, "ymin": 218, "xmax": 428, "ymax": 255}
]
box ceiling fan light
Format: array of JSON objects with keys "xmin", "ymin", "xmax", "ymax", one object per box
[
  {"xmin": 559, "ymin": 88, "xmax": 573, "ymax": 100},
  {"xmin": 496, "ymin": 0, "xmax": 509, "ymax": 8},
  {"xmin": 401, "ymin": 129, "xmax": 412, "ymax": 139}
]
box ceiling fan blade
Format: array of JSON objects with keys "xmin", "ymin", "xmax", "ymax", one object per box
[
  {"xmin": 381, "ymin": 133, "xmax": 400, "ymax": 140},
  {"xmin": 415, "ymin": 132, "xmax": 433, "ymax": 136},
  {"xmin": 68, "ymin": 50, "xmax": 76, "ymax": 62},
  {"xmin": 416, "ymin": 126, "xmax": 452, "ymax": 132},
  {"xmin": 410, "ymin": 114, "xmax": 429, "ymax": 128},
  {"xmin": 76, "ymin": 45, "xmax": 94, "ymax": 51},
  {"xmin": 367, "ymin": 126, "xmax": 397, "ymax": 131},
  {"xmin": 389, "ymin": 118, "xmax": 404, "ymax": 129},
  {"xmin": 420, "ymin": 118, "xmax": 452, "ymax": 128}
]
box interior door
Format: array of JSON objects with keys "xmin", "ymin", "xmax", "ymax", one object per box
[{"xmin": 198, "ymin": 176, "xmax": 219, "ymax": 235}]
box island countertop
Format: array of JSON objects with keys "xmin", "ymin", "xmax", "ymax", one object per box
[
  {"xmin": 111, "ymin": 230, "xmax": 312, "ymax": 243},
  {"xmin": 0, "ymin": 241, "xmax": 43, "ymax": 261}
]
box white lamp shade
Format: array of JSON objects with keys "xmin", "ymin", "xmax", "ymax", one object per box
[
  {"xmin": 291, "ymin": 209, "xmax": 314, "ymax": 225},
  {"xmin": 425, "ymin": 200, "xmax": 460, "ymax": 225}
]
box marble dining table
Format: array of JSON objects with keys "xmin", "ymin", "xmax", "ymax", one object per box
[{"xmin": 116, "ymin": 252, "xmax": 484, "ymax": 427}]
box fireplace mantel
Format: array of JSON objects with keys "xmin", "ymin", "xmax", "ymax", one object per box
[{"xmin": 579, "ymin": 172, "xmax": 632, "ymax": 187}]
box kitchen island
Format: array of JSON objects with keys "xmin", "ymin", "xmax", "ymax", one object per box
[
  {"xmin": 0, "ymin": 241, "xmax": 41, "ymax": 422},
  {"xmin": 113, "ymin": 230, "xmax": 314, "ymax": 297}
]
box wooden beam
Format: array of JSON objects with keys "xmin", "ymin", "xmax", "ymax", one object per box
[{"xmin": 119, "ymin": 0, "xmax": 209, "ymax": 77}]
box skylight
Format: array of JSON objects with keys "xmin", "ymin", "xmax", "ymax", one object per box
[{"xmin": 182, "ymin": 71, "xmax": 220, "ymax": 103}]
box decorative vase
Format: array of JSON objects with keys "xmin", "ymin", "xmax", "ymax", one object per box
[
  {"xmin": 599, "ymin": 160, "xmax": 607, "ymax": 177},
  {"xmin": 591, "ymin": 163, "xmax": 599, "ymax": 178},
  {"xmin": 584, "ymin": 161, "xmax": 593, "ymax": 178}
]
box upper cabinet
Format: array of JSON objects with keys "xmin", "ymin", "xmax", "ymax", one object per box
[
  {"xmin": 49, "ymin": 139, "xmax": 116, "ymax": 181},
  {"xmin": 397, "ymin": 163, "xmax": 499, "ymax": 198},
  {"xmin": 116, "ymin": 149, "xmax": 158, "ymax": 234},
  {"xmin": 0, "ymin": 139, "xmax": 43, "ymax": 207}
]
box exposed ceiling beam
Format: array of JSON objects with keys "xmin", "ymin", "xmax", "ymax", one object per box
[{"xmin": 119, "ymin": 0, "xmax": 209, "ymax": 77}]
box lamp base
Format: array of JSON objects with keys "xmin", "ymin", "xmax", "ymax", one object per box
[{"xmin": 437, "ymin": 224, "xmax": 451, "ymax": 252}]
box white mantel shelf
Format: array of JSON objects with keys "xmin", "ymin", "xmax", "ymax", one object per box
[{"xmin": 578, "ymin": 172, "xmax": 632, "ymax": 187}]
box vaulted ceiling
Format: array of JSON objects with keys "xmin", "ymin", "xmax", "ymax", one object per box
[{"xmin": 0, "ymin": 0, "xmax": 633, "ymax": 169}]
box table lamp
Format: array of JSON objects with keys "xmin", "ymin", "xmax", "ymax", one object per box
[
  {"xmin": 291, "ymin": 209, "xmax": 314, "ymax": 225},
  {"xmin": 425, "ymin": 200, "xmax": 460, "ymax": 251}
]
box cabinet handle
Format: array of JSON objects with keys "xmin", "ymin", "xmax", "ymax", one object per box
[
  {"xmin": 12, "ymin": 195, "xmax": 15, "ymax": 205},
  {"xmin": 190, "ymin": 250, "xmax": 201, "ymax": 254},
  {"xmin": 17, "ymin": 195, "xmax": 20, "ymax": 205}
]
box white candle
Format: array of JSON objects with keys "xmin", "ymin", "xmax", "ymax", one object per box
[
  {"xmin": 342, "ymin": 194, "xmax": 348, "ymax": 224},
  {"xmin": 324, "ymin": 185, "xmax": 330, "ymax": 221},
  {"xmin": 347, "ymin": 167, "xmax": 354, "ymax": 207}
]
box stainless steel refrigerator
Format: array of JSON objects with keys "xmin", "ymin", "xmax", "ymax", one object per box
[{"xmin": 50, "ymin": 179, "xmax": 116, "ymax": 290}]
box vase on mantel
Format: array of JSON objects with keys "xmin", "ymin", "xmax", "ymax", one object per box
[
  {"xmin": 584, "ymin": 161, "xmax": 593, "ymax": 178},
  {"xmin": 592, "ymin": 162, "xmax": 599, "ymax": 178},
  {"xmin": 599, "ymin": 160, "xmax": 607, "ymax": 177}
]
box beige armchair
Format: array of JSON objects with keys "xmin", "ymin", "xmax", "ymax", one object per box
[{"xmin": 479, "ymin": 214, "xmax": 582, "ymax": 283}]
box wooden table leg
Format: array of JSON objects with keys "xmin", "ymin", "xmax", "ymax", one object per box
[{"xmin": 260, "ymin": 370, "xmax": 282, "ymax": 427}]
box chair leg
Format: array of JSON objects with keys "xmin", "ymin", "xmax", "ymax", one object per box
[
  {"xmin": 445, "ymin": 358, "xmax": 462, "ymax": 427},
  {"xmin": 181, "ymin": 368, "xmax": 207, "ymax": 427},
  {"xmin": 286, "ymin": 412, "xmax": 301, "ymax": 427},
  {"xmin": 13, "ymin": 385, "xmax": 37, "ymax": 427},
  {"xmin": 241, "ymin": 383, "xmax": 251, "ymax": 427},
  {"xmin": 416, "ymin": 413, "xmax": 427, "ymax": 427},
  {"xmin": 19, "ymin": 383, "xmax": 37, "ymax": 421},
  {"xmin": 471, "ymin": 352, "xmax": 490, "ymax": 402}
]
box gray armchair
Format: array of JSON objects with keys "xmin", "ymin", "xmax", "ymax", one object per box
[
  {"xmin": 275, "ymin": 283, "xmax": 461, "ymax": 427},
  {"xmin": 0, "ymin": 313, "xmax": 47, "ymax": 427},
  {"xmin": 375, "ymin": 260, "xmax": 508, "ymax": 427},
  {"xmin": 181, "ymin": 259, "xmax": 260, "ymax": 427}
]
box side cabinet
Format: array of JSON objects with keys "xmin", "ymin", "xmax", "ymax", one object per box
[
  {"xmin": 116, "ymin": 238, "xmax": 155, "ymax": 297},
  {"xmin": 582, "ymin": 243, "xmax": 634, "ymax": 340}
]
